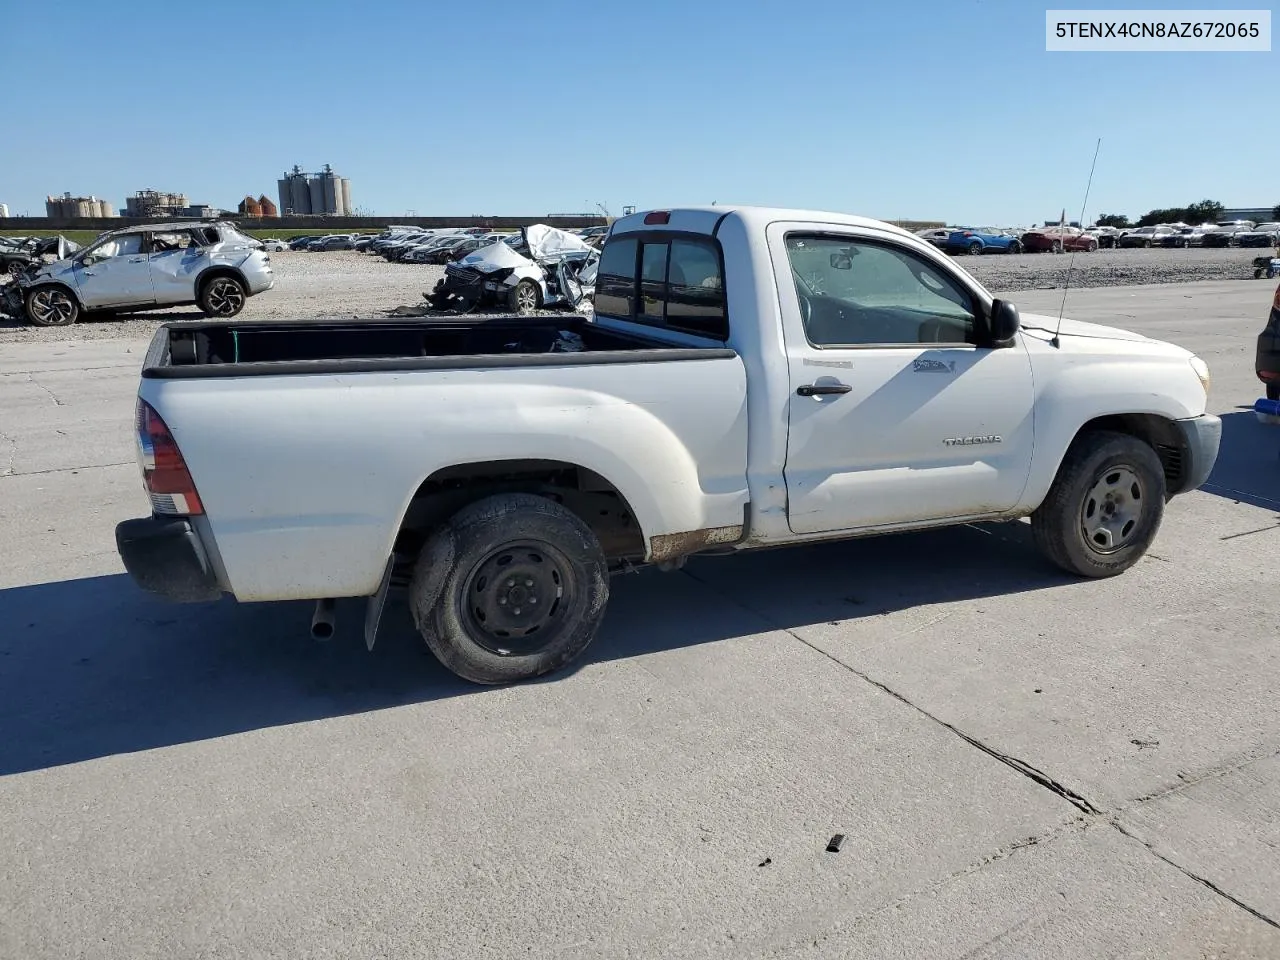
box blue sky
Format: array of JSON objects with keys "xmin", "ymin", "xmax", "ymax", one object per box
[{"xmin": 3, "ymin": 0, "xmax": 1273, "ymax": 225}]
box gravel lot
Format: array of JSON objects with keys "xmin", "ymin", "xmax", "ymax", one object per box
[{"xmin": 0, "ymin": 246, "xmax": 1270, "ymax": 344}]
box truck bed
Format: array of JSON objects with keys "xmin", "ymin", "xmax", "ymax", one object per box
[{"xmin": 144, "ymin": 315, "xmax": 731, "ymax": 379}]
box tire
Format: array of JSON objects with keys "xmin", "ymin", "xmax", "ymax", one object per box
[
  {"xmin": 1052, "ymin": 241, "xmax": 1064, "ymax": 254},
  {"xmin": 1143, "ymin": 240, "xmax": 1152, "ymax": 248},
  {"xmin": 1267, "ymin": 383, "xmax": 1280, "ymax": 402},
  {"xmin": 198, "ymin": 275, "xmax": 247, "ymax": 318},
  {"xmin": 1087, "ymin": 241, "xmax": 1099, "ymax": 252},
  {"xmin": 5, "ymin": 260, "xmax": 25, "ymax": 278},
  {"xmin": 967, "ymin": 240, "xmax": 983, "ymax": 256},
  {"xmin": 510, "ymin": 278, "xmax": 541, "ymax": 315},
  {"xmin": 1031, "ymin": 430, "xmax": 1166, "ymax": 578},
  {"xmin": 24, "ymin": 286, "xmax": 79, "ymax": 326},
  {"xmin": 1007, "ymin": 241, "xmax": 1022, "ymax": 255},
  {"xmin": 409, "ymin": 493, "xmax": 609, "ymax": 685}
]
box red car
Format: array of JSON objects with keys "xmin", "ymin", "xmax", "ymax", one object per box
[{"xmin": 1020, "ymin": 227, "xmax": 1099, "ymax": 254}]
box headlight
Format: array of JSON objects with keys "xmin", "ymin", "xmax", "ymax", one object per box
[{"xmin": 1188, "ymin": 355, "xmax": 1211, "ymax": 395}]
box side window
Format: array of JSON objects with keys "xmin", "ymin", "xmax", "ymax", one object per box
[
  {"xmin": 594, "ymin": 237, "xmax": 637, "ymax": 318},
  {"xmin": 150, "ymin": 231, "xmax": 193, "ymax": 253},
  {"xmin": 785, "ymin": 235, "xmax": 976, "ymax": 347},
  {"xmin": 87, "ymin": 234, "xmax": 144, "ymax": 261}
]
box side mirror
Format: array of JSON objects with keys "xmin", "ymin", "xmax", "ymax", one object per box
[
  {"xmin": 989, "ymin": 299, "xmax": 1020, "ymax": 346},
  {"xmin": 829, "ymin": 253, "xmax": 852, "ymax": 270}
]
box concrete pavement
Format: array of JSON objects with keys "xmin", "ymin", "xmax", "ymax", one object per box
[{"xmin": 1, "ymin": 281, "xmax": 1279, "ymax": 958}]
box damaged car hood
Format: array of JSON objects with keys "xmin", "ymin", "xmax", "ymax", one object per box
[
  {"xmin": 523, "ymin": 224, "xmax": 592, "ymax": 261},
  {"xmin": 457, "ymin": 241, "xmax": 536, "ymax": 275}
]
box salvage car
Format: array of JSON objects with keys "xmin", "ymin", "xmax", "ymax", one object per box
[
  {"xmin": 1, "ymin": 222, "xmax": 273, "ymax": 327},
  {"xmin": 943, "ymin": 227, "xmax": 1021, "ymax": 255},
  {"xmin": 1117, "ymin": 226, "xmax": 1179, "ymax": 248},
  {"xmin": 114, "ymin": 205, "xmax": 1218, "ymax": 686},
  {"xmin": 1202, "ymin": 222, "xmax": 1256, "ymax": 248},
  {"xmin": 1237, "ymin": 223, "xmax": 1280, "ymax": 248},
  {"xmin": 1, "ymin": 235, "xmax": 81, "ymax": 277},
  {"xmin": 1021, "ymin": 226, "xmax": 1098, "ymax": 253},
  {"xmin": 429, "ymin": 224, "xmax": 598, "ymax": 314}
]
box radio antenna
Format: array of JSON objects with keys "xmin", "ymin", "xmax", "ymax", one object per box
[{"xmin": 1052, "ymin": 137, "xmax": 1102, "ymax": 348}]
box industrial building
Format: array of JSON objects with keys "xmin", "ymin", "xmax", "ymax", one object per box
[
  {"xmin": 237, "ymin": 194, "xmax": 279, "ymax": 217},
  {"xmin": 125, "ymin": 189, "xmax": 189, "ymax": 218},
  {"xmin": 45, "ymin": 193, "xmax": 117, "ymax": 218},
  {"xmin": 0, "ymin": 203, "xmax": 9, "ymax": 218},
  {"xmin": 277, "ymin": 164, "xmax": 352, "ymax": 216}
]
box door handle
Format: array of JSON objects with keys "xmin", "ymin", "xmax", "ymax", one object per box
[
  {"xmin": 796, "ymin": 383, "xmax": 852, "ymax": 397},
  {"xmin": 81, "ymin": 270, "xmax": 96, "ymax": 276},
  {"xmin": 128, "ymin": 257, "xmax": 146, "ymax": 262}
]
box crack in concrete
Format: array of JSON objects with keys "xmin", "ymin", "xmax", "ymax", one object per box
[
  {"xmin": 1111, "ymin": 820, "xmax": 1280, "ymax": 931},
  {"xmin": 0, "ymin": 430, "xmax": 15, "ymax": 476},
  {"xmin": 678, "ymin": 567, "xmax": 1280, "ymax": 934},
  {"xmin": 0, "ymin": 459, "xmax": 133, "ymax": 480},
  {"xmin": 1128, "ymin": 746, "xmax": 1280, "ymax": 807},
  {"xmin": 27, "ymin": 373, "xmax": 65, "ymax": 406},
  {"xmin": 680, "ymin": 568, "xmax": 1101, "ymax": 816}
]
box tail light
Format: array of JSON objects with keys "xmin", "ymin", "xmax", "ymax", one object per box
[
  {"xmin": 135, "ymin": 399, "xmax": 203, "ymax": 516},
  {"xmin": 1259, "ymin": 371, "xmax": 1280, "ymax": 382}
]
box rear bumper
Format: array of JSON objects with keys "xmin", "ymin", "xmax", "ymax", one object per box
[
  {"xmin": 1170, "ymin": 414, "xmax": 1222, "ymax": 496},
  {"xmin": 115, "ymin": 515, "xmax": 223, "ymax": 602}
]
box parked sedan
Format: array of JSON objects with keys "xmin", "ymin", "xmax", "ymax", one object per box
[
  {"xmin": 943, "ymin": 227, "xmax": 1021, "ymax": 255},
  {"xmin": 1117, "ymin": 226, "xmax": 1179, "ymax": 248},
  {"xmin": 1237, "ymin": 223, "xmax": 1280, "ymax": 248},
  {"xmin": 307, "ymin": 235, "xmax": 356, "ymax": 252},
  {"xmin": 430, "ymin": 236, "xmax": 488, "ymax": 264},
  {"xmin": 258, "ymin": 238, "xmax": 288, "ymax": 252},
  {"xmin": 288, "ymin": 235, "xmax": 321, "ymax": 251},
  {"xmin": 1201, "ymin": 225, "xmax": 1252, "ymax": 248},
  {"xmin": 1160, "ymin": 227, "xmax": 1214, "ymax": 248},
  {"xmin": 1021, "ymin": 226, "xmax": 1098, "ymax": 253}
]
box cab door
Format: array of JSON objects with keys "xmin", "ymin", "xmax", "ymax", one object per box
[
  {"xmin": 146, "ymin": 229, "xmax": 206, "ymax": 305},
  {"xmin": 72, "ymin": 233, "xmax": 154, "ymax": 308},
  {"xmin": 770, "ymin": 224, "xmax": 1036, "ymax": 534}
]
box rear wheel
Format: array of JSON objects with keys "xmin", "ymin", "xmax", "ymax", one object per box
[
  {"xmin": 199, "ymin": 275, "xmax": 247, "ymax": 317},
  {"xmin": 1052, "ymin": 240, "xmax": 1064, "ymax": 254},
  {"xmin": 1143, "ymin": 239, "xmax": 1153, "ymax": 248},
  {"xmin": 1086, "ymin": 240, "xmax": 1099, "ymax": 252},
  {"xmin": 410, "ymin": 493, "xmax": 609, "ymax": 684},
  {"xmin": 967, "ymin": 240, "xmax": 983, "ymax": 256},
  {"xmin": 1031, "ymin": 431, "xmax": 1165, "ymax": 578},
  {"xmin": 24, "ymin": 286, "xmax": 79, "ymax": 326}
]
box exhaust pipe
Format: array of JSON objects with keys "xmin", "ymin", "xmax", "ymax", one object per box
[{"xmin": 310, "ymin": 598, "xmax": 336, "ymax": 641}]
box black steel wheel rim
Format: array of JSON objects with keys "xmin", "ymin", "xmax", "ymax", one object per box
[{"xmin": 460, "ymin": 539, "xmax": 576, "ymax": 657}]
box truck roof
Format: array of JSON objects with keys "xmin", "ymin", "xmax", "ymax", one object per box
[{"xmin": 610, "ymin": 205, "xmax": 916, "ymax": 240}]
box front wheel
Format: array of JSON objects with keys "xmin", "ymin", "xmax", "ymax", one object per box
[
  {"xmin": 1087, "ymin": 241, "xmax": 1098, "ymax": 252},
  {"xmin": 1031, "ymin": 431, "xmax": 1166, "ymax": 578},
  {"xmin": 410, "ymin": 493, "xmax": 609, "ymax": 684},
  {"xmin": 1007, "ymin": 241, "xmax": 1022, "ymax": 255},
  {"xmin": 199, "ymin": 275, "xmax": 247, "ymax": 317},
  {"xmin": 25, "ymin": 287, "xmax": 79, "ymax": 326},
  {"xmin": 1052, "ymin": 241, "xmax": 1064, "ymax": 254},
  {"xmin": 510, "ymin": 278, "xmax": 541, "ymax": 315}
]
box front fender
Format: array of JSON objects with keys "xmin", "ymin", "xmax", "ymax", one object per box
[{"xmin": 1021, "ymin": 350, "xmax": 1205, "ymax": 509}]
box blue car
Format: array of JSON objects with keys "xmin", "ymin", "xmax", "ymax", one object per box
[{"xmin": 944, "ymin": 227, "xmax": 1022, "ymax": 255}]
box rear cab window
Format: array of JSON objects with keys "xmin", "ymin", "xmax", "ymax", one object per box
[{"xmin": 594, "ymin": 233, "xmax": 727, "ymax": 340}]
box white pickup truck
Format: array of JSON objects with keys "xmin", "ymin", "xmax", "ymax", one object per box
[{"xmin": 115, "ymin": 206, "xmax": 1220, "ymax": 684}]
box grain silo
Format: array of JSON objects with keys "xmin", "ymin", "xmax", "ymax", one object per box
[
  {"xmin": 339, "ymin": 179, "xmax": 352, "ymax": 216},
  {"xmin": 307, "ymin": 178, "xmax": 324, "ymax": 216}
]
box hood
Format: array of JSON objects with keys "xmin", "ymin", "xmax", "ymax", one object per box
[
  {"xmin": 1020, "ymin": 312, "xmax": 1150, "ymax": 342},
  {"xmin": 523, "ymin": 224, "xmax": 592, "ymax": 260},
  {"xmin": 458, "ymin": 239, "xmax": 535, "ymax": 274}
]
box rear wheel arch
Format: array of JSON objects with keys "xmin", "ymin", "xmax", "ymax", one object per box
[
  {"xmin": 393, "ymin": 459, "xmax": 649, "ymax": 574},
  {"xmin": 193, "ymin": 265, "xmax": 248, "ymax": 301}
]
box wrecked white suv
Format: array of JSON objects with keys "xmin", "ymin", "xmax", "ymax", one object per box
[{"xmin": 1, "ymin": 222, "xmax": 274, "ymax": 327}]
